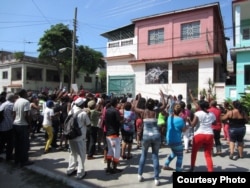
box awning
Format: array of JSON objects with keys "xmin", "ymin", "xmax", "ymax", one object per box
[{"xmin": 7, "ymin": 84, "xmax": 22, "ymax": 88}]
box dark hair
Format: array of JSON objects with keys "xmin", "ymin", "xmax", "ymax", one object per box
[
  {"xmin": 178, "ymin": 94, "xmax": 183, "ymax": 100},
  {"xmin": 110, "ymin": 97, "xmax": 118, "ymax": 107},
  {"xmin": 124, "ymin": 102, "xmax": 132, "ymax": 111},
  {"xmin": 18, "ymin": 89, "xmax": 27, "ymax": 98},
  {"xmin": 137, "ymin": 97, "xmax": 146, "ymax": 110},
  {"xmin": 173, "ymin": 103, "xmax": 182, "ymax": 116},
  {"xmin": 233, "ymin": 100, "xmax": 247, "ymax": 115},
  {"xmin": 199, "ymin": 100, "xmax": 209, "ymax": 113},
  {"xmin": 146, "ymin": 98, "xmax": 155, "ymax": 111},
  {"xmin": 179, "ymin": 101, "xmax": 186, "ymax": 109}
]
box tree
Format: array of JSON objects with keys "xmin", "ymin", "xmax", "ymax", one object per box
[
  {"xmin": 239, "ymin": 86, "xmax": 250, "ymax": 116},
  {"xmin": 38, "ymin": 23, "xmax": 106, "ymax": 90},
  {"xmin": 76, "ymin": 45, "xmax": 105, "ymax": 74},
  {"xmin": 38, "ymin": 23, "xmax": 73, "ymax": 88}
]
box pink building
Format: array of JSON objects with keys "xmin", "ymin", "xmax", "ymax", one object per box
[{"xmin": 102, "ymin": 2, "xmax": 227, "ymax": 103}]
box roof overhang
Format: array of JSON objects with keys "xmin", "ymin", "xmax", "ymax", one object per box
[
  {"xmin": 230, "ymin": 46, "xmax": 250, "ymax": 61},
  {"xmin": 129, "ymin": 53, "xmax": 222, "ymax": 64},
  {"xmin": 103, "ymin": 53, "xmax": 135, "ymax": 61}
]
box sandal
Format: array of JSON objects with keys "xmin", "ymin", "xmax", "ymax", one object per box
[{"xmin": 229, "ymin": 155, "xmax": 234, "ymax": 160}]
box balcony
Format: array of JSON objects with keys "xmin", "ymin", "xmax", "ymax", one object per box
[{"xmin": 106, "ymin": 37, "xmax": 137, "ymax": 58}]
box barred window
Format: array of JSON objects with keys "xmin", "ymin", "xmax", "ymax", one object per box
[
  {"xmin": 2, "ymin": 71, "xmax": 8, "ymax": 79},
  {"xmin": 121, "ymin": 39, "xmax": 133, "ymax": 46},
  {"xmin": 181, "ymin": 21, "xmax": 200, "ymax": 40},
  {"xmin": 148, "ymin": 28, "xmax": 164, "ymax": 45},
  {"xmin": 109, "ymin": 42, "xmax": 119, "ymax": 48},
  {"xmin": 245, "ymin": 65, "xmax": 250, "ymax": 85},
  {"xmin": 243, "ymin": 27, "xmax": 250, "ymax": 40}
]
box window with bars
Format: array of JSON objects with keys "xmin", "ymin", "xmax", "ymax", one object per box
[
  {"xmin": 243, "ymin": 27, "xmax": 250, "ymax": 40},
  {"xmin": 121, "ymin": 39, "xmax": 133, "ymax": 46},
  {"xmin": 148, "ymin": 28, "xmax": 164, "ymax": 45},
  {"xmin": 181, "ymin": 21, "xmax": 200, "ymax": 40},
  {"xmin": 245, "ymin": 65, "xmax": 250, "ymax": 85},
  {"xmin": 2, "ymin": 71, "xmax": 8, "ymax": 79}
]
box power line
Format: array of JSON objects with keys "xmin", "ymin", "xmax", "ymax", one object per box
[{"xmin": 32, "ymin": 0, "xmax": 51, "ymax": 25}]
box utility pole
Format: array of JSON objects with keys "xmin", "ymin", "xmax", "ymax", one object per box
[{"xmin": 71, "ymin": 7, "xmax": 77, "ymax": 92}]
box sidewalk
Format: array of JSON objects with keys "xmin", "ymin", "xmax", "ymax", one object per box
[{"xmin": 2, "ymin": 131, "xmax": 250, "ymax": 188}]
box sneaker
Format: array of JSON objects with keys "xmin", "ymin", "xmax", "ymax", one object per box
[
  {"xmin": 138, "ymin": 175, "xmax": 143, "ymax": 182},
  {"xmin": 76, "ymin": 172, "xmax": 87, "ymax": 179},
  {"xmin": 162, "ymin": 166, "xmax": 174, "ymax": 170},
  {"xmin": 155, "ymin": 179, "xmax": 160, "ymax": 186},
  {"xmin": 66, "ymin": 169, "xmax": 77, "ymax": 176}
]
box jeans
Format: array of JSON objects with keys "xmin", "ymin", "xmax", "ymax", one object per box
[
  {"xmin": 138, "ymin": 119, "xmax": 161, "ymax": 179},
  {"xmin": 164, "ymin": 142, "xmax": 183, "ymax": 171}
]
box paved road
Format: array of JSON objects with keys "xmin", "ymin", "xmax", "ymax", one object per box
[{"xmin": 0, "ymin": 131, "xmax": 250, "ymax": 188}]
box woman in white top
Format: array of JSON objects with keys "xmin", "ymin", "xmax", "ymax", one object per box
[
  {"xmin": 187, "ymin": 100, "xmax": 216, "ymax": 172},
  {"xmin": 42, "ymin": 100, "xmax": 54, "ymax": 153}
]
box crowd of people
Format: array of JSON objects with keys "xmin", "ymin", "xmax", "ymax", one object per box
[{"xmin": 0, "ymin": 87, "xmax": 249, "ymax": 186}]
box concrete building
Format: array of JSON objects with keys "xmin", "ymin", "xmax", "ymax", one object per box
[
  {"xmin": 101, "ymin": 2, "xmax": 228, "ymax": 103},
  {"xmin": 226, "ymin": 0, "xmax": 250, "ymax": 100},
  {"xmin": 0, "ymin": 51, "xmax": 100, "ymax": 93}
]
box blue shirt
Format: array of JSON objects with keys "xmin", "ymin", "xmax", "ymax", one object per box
[{"xmin": 166, "ymin": 115, "xmax": 185, "ymax": 145}]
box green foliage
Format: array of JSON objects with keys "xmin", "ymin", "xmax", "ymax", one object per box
[
  {"xmin": 99, "ymin": 70, "xmax": 107, "ymax": 92},
  {"xmin": 14, "ymin": 52, "xmax": 25, "ymax": 60},
  {"xmin": 76, "ymin": 45, "xmax": 105, "ymax": 74},
  {"xmin": 239, "ymin": 86, "xmax": 250, "ymax": 115},
  {"xmin": 37, "ymin": 23, "xmax": 106, "ymax": 90},
  {"xmin": 199, "ymin": 78, "xmax": 216, "ymax": 100}
]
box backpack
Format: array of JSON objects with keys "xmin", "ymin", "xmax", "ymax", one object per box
[
  {"xmin": 63, "ymin": 110, "xmax": 82, "ymax": 140},
  {"xmin": 0, "ymin": 110, "xmax": 4, "ymax": 123}
]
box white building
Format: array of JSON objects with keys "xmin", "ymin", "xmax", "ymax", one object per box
[{"xmin": 0, "ymin": 51, "xmax": 99, "ymax": 93}]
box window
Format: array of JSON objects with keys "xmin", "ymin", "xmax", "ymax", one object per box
[
  {"xmin": 2, "ymin": 71, "xmax": 8, "ymax": 79},
  {"xmin": 121, "ymin": 39, "xmax": 133, "ymax": 46},
  {"xmin": 245, "ymin": 65, "xmax": 250, "ymax": 85},
  {"xmin": 46, "ymin": 70, "xmax": 60, "ymax": 82},
  {"xmin": 148, "ymin": 28, "xmax": 164, "ymax": 45},
  {"xmin": 181, "ymin": 21, "xmax": 200, "ymax": 40},
  {"xmin": 243, "ymin": 27, "xmax": 250, "ymax": 40},
  {"xmin": 84, "ymin": 74, "xmax": 92, "ymax": 83},
  {"xmin": 109, "ymin": 42, "xmax": 119, "ymax": 48},
  {"xmin": 12, "ymin": 67, "xmax": 22, "ymax": 80},
  {"xmin": 27, "ymin": 67, "xmax": 42, "ymax": 81}
]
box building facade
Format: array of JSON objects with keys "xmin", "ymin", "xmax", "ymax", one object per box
[
  {"xmin": 102, "ymin": 2, "xmax": 227, "ymax": 103},
  {"xmin": 0, "ymin": 51, "xmax": 100, "ymax": 93},
  {"xmin": 226, "ymin": 0, "xmax": 250, "ymax": 100}
]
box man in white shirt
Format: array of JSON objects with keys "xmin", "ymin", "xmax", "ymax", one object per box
[
  {"xmin": 66, "ymin": 97, "xmax": 91, "ymax": 179},
  {"xmin": 13, "ymin": 89, "xmax": 34, "ymax": 167}
]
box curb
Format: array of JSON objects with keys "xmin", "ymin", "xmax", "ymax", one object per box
[{"xmin": 26, "ymin": 165, "xmax": 91, "ymax": 188}]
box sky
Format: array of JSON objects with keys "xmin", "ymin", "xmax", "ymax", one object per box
[{"xmin": 0, "ymin": 0, "xmax": 233, "ymax": 58}]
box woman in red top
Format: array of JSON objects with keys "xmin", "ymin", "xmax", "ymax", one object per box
[
  {"xmin": 208, "ymin": 100, "xmax": 222, "ymax": 155},
  {"xmin": 135, "ymin": 113, "xmax": 143, "ymax": 149}
]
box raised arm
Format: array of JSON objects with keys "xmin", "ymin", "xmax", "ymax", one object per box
[{"xmin": 133, "ymin": 93, "xmax": 144, "ymax": 115}]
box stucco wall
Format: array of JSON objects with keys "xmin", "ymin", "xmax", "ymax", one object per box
[{"xmin": 135, "ymin": 8, "xmax": 215, "ymax": 59}]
